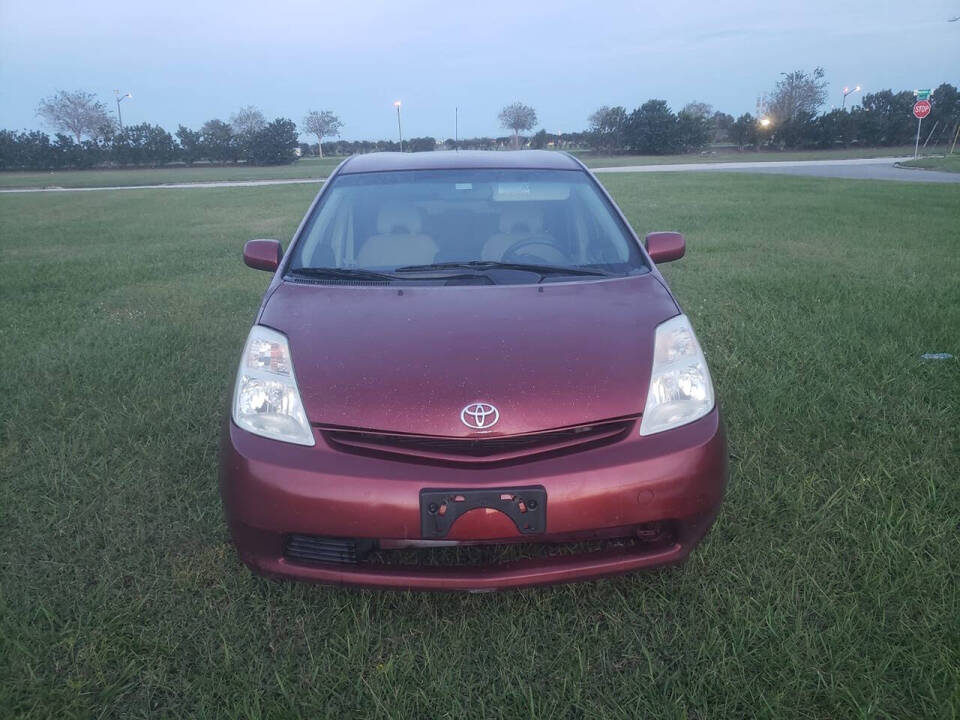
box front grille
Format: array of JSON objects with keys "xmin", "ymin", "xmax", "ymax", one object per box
[
  {"xmin": 323, "ymin": 419, "xmax": 633, "ymax": 463},
  {"xmin": 283, "ymin": 535, "xmax": 375, "ymax": 565},
  {"xmin": 282, "ymin": 522, "xmax": 676, "ymax": 569}
]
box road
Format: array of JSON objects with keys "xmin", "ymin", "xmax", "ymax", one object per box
[{"xmin": 1, "ymin": 157, "xmax": 958, "ymax": 194}]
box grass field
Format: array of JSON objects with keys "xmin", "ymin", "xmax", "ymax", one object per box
[
  {"xmin": 0, "ymin": 146, "xmax": 920, "ymax": 189},
  {"xmin": 1, "ymin": 172, "xmax": 958, "ymax": 718},
  {"xmin": 900, "ymin": 154, "xmax": 960, "ymax": 173},
  {"xmin": 0, "ymin": 156, "xmax": 342, "ymax": 189}
]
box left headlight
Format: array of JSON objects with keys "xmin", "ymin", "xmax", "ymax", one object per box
[
  {"xmin": 232, "ymin": 325, "xmax": 315, "ymax": 446},
  {"xmin": 639, "ymin": 314, "xmax": 715, "ymax": 436}
]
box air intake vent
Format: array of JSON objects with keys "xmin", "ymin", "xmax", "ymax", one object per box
[
  {"xmin": 283, "ymin": 535, "xmax": 375, "ymax": 565},
  {"xmin": 323, "ymin": 419, "xmax": 633, "ymax": 463}
]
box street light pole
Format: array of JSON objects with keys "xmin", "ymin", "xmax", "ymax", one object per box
[
  {"xmin": 394, "ymin": 101, "xmax": 403, "ymax": 152},
  {"xmin": 114, "ymin": 90, "xmax": 132, "ymax": 130},
  {"xmin": 841, "ymin": 85, "xmax": 861, "ymax": 110}
]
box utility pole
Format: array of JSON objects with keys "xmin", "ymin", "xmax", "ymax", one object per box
[{"xmin": 393, "ymin": 101, "xmax": 403, "ymax": 152}]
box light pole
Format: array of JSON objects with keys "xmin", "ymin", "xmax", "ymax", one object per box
[
  {"xmin": 393, "ymin": 101, "xmax": 403, "ymax": 152},
  {"xmin": 841, "ymin": 85, "xmax": 861, "ymax": 109},
  {"xmin": 114, "ymin": 90, "xmax": 132, "ymax": 130}
]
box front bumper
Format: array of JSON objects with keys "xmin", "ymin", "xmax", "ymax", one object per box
[{"xmin": 219, "ymin": 410, "xmax": 728, "ymax": 591}]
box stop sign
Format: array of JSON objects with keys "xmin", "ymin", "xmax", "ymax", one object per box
[{"xmin": 913, "ymin": 100, "xmax": 931, "ymax": 119}]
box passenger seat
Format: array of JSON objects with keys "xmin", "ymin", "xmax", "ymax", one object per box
[{"xmin": 357, "ymin": 204, "xmax": 437, "ymax": 267}]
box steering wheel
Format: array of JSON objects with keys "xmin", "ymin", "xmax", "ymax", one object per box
[{"xmin": 501, "ymin": 236, "xmax": 567, "ymax": 265}]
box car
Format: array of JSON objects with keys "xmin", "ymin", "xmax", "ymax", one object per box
[{"xmin": 219, "ymin": 150, "xmax": 727, "ymax": 591}]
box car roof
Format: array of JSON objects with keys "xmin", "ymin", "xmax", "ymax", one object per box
[{"xmin": 338, "ymin": 150, "xmax": 583, "ymax": 174}]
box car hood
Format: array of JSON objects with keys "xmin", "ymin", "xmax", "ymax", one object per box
[{"xmin": 259, "ymin": 274, "xmax": 679, "ymax": 437}]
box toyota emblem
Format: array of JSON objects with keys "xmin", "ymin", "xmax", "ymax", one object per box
[{"xmin": 461, "ymin": 402, "xmax": 499, "ymax": 430}]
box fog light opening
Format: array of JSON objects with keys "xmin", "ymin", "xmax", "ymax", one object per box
[{"xmin": 634, "ymin": 520, "xmax": 675, "ymax": 545}]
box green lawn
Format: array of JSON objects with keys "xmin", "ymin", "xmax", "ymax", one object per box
[
  {"xmin": 0, "ymin": 147, "xmax": 920, "ymax": 189},
  {"xmin": 1, "ymin": 174, "xmax": 957, "ymax": 718},
  {"xmin": 899, "ymin": 154, "xmax": 960, "ymax": 173},
  {"xmin": 0, "ymin": 155, "xmax": 341, "ymax": 189}
]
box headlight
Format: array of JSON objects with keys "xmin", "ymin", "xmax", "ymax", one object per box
[
  {"xmin": 639, "ymin": 314, "xmax": 715, "ymax": 436},
  {"xmin": 232, "ymin": 325, "xmax": 315, "ymax": 446}
]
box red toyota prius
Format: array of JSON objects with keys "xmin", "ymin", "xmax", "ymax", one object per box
[{"xmin": 219, "ymin": 150, "xmax": 727, "ymax": 590}]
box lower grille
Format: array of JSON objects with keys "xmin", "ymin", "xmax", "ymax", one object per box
[
  {"xmin": 283, "ymin": 535, "xmax": 374, "ymax": 565},
  {"xmin": 282, "ymin": 522, "xmax": 675, "ymax": 569},
  {"xmin": 323, "ymin": 419, "xmax": 633, "ymax": 463}
]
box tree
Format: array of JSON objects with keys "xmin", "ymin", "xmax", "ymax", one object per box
[
  {"xmin": 248, "ymin": 118, "xmax": 299, "ymax": 165},
  {"xmin": 200, "ymin": 119, "xmax": 237, "ymax": 163},
  {"xmin": 712, "ymin": 111, "xmax": 735, "ymax": 143},
  {"xmin": 176, "ymin": 125, "xmax": 203, "ymax": 165},
  {"xmin": 625, "ymin": 100, "xmax": 679, "ymax": 155},
  {"xmin": 587, "ymin": 106, "xmax": 628, "ymax": 153},
  {"xmin": 302, "ymin": 110, "xmax": 343, "ymax": 158},
  {"xmin": 111, "ymin": 123, "xmax": 177, "ymax": 166},
  {"xmin": 730, "ymin": 113, "xmax": 757, "ymax": 150},
  {"xmin": 930, "ymin": 83, "xmax": 960, "ymax": 144},
  {"xmin": 678, "ymin": 102, "xmax": 713, "ymax": 152},
  {"xmin": 406, "ymin": 136, "xmax": 437, "ymax": 153},
  {"xmin": 36, "ymin": 90, "xmax": 112, "ymax": 142},
  {"xmin": 769, "ymin": 68, "xmax": 828, "ymax": 124},
  {"xmin": 859, "ymin": 90, "xmax": 915, "ymax": 146},
  {"xmin": 498, "ymin": 102, "xmax": 537, "ymax": 149},
  {"xmin": 682, "ymin": 101, "xmax": 713, "ymax": 120},
  {"xmin": 230, "ymin": 106, "xmax": 266, "ymax": 137},
  {"xmin": 772, "ymin": 111, "xmax": 818, "ymax": 149}
]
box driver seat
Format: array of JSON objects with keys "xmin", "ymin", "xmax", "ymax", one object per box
[{"xmin": 481, "ymin": 205, "xmax": 546, "ymax": 261}]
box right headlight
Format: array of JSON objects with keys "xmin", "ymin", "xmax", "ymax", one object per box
[
  {"xmin": 639, "ymin": 314, "xmax": 715, "ymax": 436},
  {"xmin": 232, "ymin": 325, "xmax": 315, "ymax": 446}
]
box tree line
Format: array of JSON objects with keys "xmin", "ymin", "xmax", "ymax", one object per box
[
  {"xmin": 2, "ymin": 76, "xmax": 958, "ymax": 171},
  {"xmin": 0, "ymin": 97, "xmax": 307, "ymax": 170},
  {"xmin": 586, "ymin": 76, "xmax": 959, "ymax": 155}
]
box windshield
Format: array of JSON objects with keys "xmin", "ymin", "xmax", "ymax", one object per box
[{"xmin": 287, "ymin": 168, "xmax": 647, "ymax": 284}]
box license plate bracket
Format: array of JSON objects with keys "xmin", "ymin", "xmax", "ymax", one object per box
[{"xmin": 419, "ymin": 486, "xmax": 547, "ymax": 539}]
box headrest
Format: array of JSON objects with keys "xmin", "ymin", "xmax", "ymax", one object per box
[
  {"xmin": 498, "ymin": 205, "xmax": 543, "ymax": 234},
  {"xmin": 376, "ymin": 204, "xmax": 422, "ymax": 234}
]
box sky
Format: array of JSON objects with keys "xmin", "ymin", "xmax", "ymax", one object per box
[{"xmin": 1, "ymin": 0, "xmax": 958, "ymax": 142}]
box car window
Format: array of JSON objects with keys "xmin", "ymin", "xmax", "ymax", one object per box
[{"xmin": 289, "ymin": 168, "xmax": 647, "ymax": 282}]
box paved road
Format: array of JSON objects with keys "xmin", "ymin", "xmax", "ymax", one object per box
[
  {"xmin": 1, "ymin": 157, "xmax": 958, "ymax": 194},
  {"xmin": 594, "ymin": 156, "xmax": 960, "ymax": 183}
]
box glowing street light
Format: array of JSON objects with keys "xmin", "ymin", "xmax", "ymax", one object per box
[
  {"xmin": 393, "ymin": 101, "xmax": 403, "ymax": 152},
  {"xmin": 759, "ymin": 117, "xmax": 771, "ymax": 128},
  {"xmin": 114, "ymin": 90, "xmax": 132, "ymax": 130},
  {"xmin": 842, "ymin": 85, "xmax": 861, "ymax": 109}
]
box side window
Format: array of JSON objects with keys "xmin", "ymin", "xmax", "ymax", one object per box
[{"xmin": 296, "ymin": 191, "xmax": 359, "ymax": 267}]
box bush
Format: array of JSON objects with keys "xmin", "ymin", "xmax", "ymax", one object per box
[{"xmin": 247, "ymin": 118, "xmax": 299, "ymax": 165}]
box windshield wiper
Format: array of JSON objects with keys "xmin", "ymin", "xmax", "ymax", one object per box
[
  {"xmin": 393, "ymin": 260, "xmax": 612, "ymax": 278},
  {"xmin": 287, "ymin": 266, "xmax": 401, "ymax": 281},
  {"xmin": 287, "ymin": 266, "xmax": 489, "ymax": 284}
]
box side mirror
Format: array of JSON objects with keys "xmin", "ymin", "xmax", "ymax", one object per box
[
  {"xmin": 644, "ymin": 232, "xmax": 685, "ymax": 264},
  {"xmin": 243, "ymin": 239, "xmax": 283, "ymax": 272}
]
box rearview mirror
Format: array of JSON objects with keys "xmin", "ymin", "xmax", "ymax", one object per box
[
  {"xmin": 243, "ymin": 239, "xmax": 283, "ymax": 272},
  {"xmin": 644, "ymin": 232, "xmax": 685, "ymax": 264}
]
